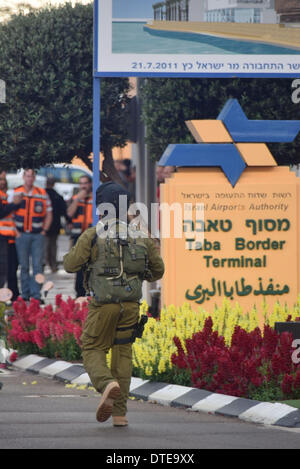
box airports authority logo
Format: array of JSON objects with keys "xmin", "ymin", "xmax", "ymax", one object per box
[{"xmin": 159, "ymin": 99, "xmax": 300, "ymax": 187}]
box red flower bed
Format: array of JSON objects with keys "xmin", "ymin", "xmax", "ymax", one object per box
[
  {"xmin": 8, "ymin": 296, "xmax": 300, "ymax": 401},
  {"xmin": 171, "ymin": 317, "xmax": 300, "ymax": 401},
  {"xmin": 8, "ymin": 296, "xmax": 88, "ymax": 361}
]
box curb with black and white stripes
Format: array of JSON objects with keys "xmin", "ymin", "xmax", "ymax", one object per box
[{"xmin": 12, "ymin": 354, "xmax": 300, "ymax": 429}]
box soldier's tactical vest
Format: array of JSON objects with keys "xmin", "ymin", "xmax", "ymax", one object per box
[
  {"xmin": 86, "ymin": 222, "xmax": 151, "ymax": 304},
  {"xmin": 0, "ymin": 190, "xmax": 17, "ymax": 239}
]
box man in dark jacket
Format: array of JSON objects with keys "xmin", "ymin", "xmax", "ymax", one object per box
[
  {"xmin": 45, "ymin": 177, "xmax": 69, "ymax": 273},
  {"xmin": 0, "ymin": 170, "xmax": 23, "ymax": 289}
]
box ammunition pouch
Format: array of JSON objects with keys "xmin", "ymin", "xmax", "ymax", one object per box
[
  {"xmin": 113, "ymin": 315, "xmax": 148, "ymax": 345},
  {"xmin": 148, "ymin": 289, "xmax": 161, "ymax": 319}
]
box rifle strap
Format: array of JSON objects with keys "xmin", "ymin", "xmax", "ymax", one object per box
[{"xmin": 116, "ymin": 323, "xmax": 138, "ymax": 332}]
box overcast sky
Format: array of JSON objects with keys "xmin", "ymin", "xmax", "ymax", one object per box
[
  {"xmin": 0, "ymin": 0, "xmax": 156, "ymax": 26},
  {"xmin": 113, "ymin": 0, "xmax": 154, "ymax": 19},
  {"xmin": 0, "ymin": 0, "xmax": 91, "ymax": 8},
  {"xmin": 0, "ymin": 0, "xmax": 92, "ymax": 22},
  {"xmin": 0, "ymin": 1, "xmax": 154, "ymax": 21}
]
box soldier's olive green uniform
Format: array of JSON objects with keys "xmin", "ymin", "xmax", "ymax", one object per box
[{"xmin": 63, "ymin": 226, "xmax": 164, "ymax": 417}]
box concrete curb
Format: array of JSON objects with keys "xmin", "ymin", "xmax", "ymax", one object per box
[{"xmin": 13, "ymin": 354, "xmax": 300, "ymax": 429}]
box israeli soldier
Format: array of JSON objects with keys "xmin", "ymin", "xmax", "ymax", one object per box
[{"xmin": 63, "ymin": 182, "xmax": 164, "ymax": 427}]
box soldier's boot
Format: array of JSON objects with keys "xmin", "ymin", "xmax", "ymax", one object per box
[
  {"xmin": 96, "ymin": 381, "xmax": 121, "ymax": 422},
  {"xmin": 113, "ymin": 416, "xmax": 128, "ymax": 427}
]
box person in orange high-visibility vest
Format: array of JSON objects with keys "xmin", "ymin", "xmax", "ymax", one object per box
[
  {"xmin": 14, "ymin": 169, "xmax": 53, "ymax": 303},
  {"xmin": 0, "ymin": 170, "xmax": 23, "ymax": 291},
  {"xmin": 67, "ymin": 175, "xmax": 93, "ymax": 297}
]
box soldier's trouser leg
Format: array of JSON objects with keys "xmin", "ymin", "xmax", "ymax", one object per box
[
  {"xmin": 81, "ymin": 302, "xmax": 139, "ymax": 417},
  {"xmin": 111, "ymin": 302, "xmax": 141, "ymax": 416}
]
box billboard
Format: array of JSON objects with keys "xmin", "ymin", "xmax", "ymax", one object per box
[{"xmin": 95, "ymin": 0, "xmax": 300, "ymax": 77}]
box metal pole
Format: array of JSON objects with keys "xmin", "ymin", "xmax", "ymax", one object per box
[
  {"xmin": 92, "ymin": 0, "xmax": 100, "ymax": 225},
  {"xmin": 145, "ymin": 140, "xmax": 157, "ymax": 232},
  {"xmin": 92, "ymin": 76, "xmax": 101, "ymax": 225},
  {"xmin": 135, "ymin": 78, "xmax": 146, "ymax": 205}
]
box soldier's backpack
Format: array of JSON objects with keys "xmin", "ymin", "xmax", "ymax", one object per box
[{"xmin": 85, "ymin": 221, "xmax": 151, "ymax": 304}]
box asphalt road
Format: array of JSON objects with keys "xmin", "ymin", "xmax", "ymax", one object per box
[{"xmin": 0, "ymin": 368, "xmax": 299, "ymax": 450}]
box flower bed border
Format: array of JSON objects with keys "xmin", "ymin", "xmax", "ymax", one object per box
[{"xmin": 12, "ymin": 353, "xmax": 300, "ymax": 429}]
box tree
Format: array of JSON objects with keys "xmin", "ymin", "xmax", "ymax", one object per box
[
  {"xmin": 140, "ymin": 78, "xmax": 300, "ymax": 167},
  {"xmin": 0, "ymin": 3, "xmax": 131, "ymax": 185}
]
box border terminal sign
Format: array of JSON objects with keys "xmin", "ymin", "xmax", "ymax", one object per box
[{"xmin": 159, "ymin": 100, "xmax": 300, "ymax": 316}]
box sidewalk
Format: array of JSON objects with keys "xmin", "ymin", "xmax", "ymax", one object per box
[{"xmin": 42, "ymin": 234, "xmax": 76, "ymax": 303}]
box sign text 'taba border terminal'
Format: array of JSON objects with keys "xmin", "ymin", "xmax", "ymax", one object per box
[{"xmin": 158, "ymin": 99, "xmax": 300, "ymax": 315}]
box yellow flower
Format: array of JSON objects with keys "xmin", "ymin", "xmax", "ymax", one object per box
[
  {"xmin": 145, "ymin": 366, "xmax": 152, "ymax": 376},
  {"xmin": 76, "ymin": 384, "xmax": 87, "ymax": 391},
  {"xmin": 131, "ymin": 298, "xmax": 300, "ymax": 380}
]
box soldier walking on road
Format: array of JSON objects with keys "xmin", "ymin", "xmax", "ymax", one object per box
[{"xmin": 63, "ymin": 182, "xmax": 164, "ymax": 427}]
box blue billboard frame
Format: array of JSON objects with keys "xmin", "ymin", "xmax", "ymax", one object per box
[
  {"xmin": 92, "ymin": 0, "xmax": 300, "ymax": 222},
  {"xmin": 94, "ymin": 0, "xmax": 300, "ymax": 79}
]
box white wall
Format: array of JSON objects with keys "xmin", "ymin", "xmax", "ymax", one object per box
[
  {"xmin": 192, "ymin": 0, "xmax": 277, "ymax": 24},
  {"xmin": 189, "ymin": 0, "xmax": 205, "ymax": 21},
  {"xmin": 261, "ymin": 9, "xmax": 278, "ymax": 24},
  {"xmin": 205, "ymin": 0, "xmax": 238, "ymax": 10},
  {"xmin": 205, "ymin": 0, "xmax": 274, "ymax": 11}
]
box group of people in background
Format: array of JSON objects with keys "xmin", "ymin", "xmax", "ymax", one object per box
[
  {"xmin": 0, "ymin": 160, "xmax": 172, "ymax": 304},
  {"xmin": 0, "ymin": 168, "xmax": 94, "ymax": 303}
]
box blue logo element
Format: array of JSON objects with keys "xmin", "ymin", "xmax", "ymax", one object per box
[
  {"xmin": 159, "ymin": 143, "xmax": 246, "ymax": 187},
  {"xmin": 158, "ymin": 99, "xmax": 300, "ymax": 187},
  {"xmin": 218, "ymin": 99, "xmax": 300, "ymax": 143}
]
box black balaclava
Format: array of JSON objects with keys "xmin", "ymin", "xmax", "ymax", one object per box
[{"xmin": 96, "ymin": 182, "xmax": 130, "ymax": 219}]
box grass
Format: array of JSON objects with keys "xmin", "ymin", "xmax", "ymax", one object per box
[{"xmin": 273, "ymin": 400, "xmax": 300, "ymax": 409}]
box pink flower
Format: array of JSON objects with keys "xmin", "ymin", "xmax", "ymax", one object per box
[
  {"xmin": 282, "ymin": 374, "xmax": 294, "ymax": 396},
  {"xmin": 9, "ymin": 351, "xmax": 18, "ymax": 362}
]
